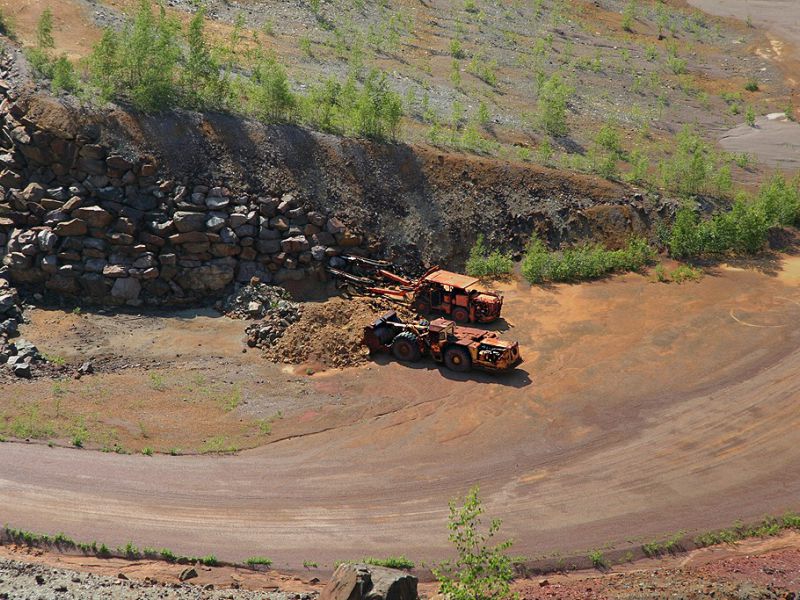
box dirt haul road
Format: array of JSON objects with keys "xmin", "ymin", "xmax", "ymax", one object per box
[{"xmin": 2, "ymin": 259, "xmax": 800, "ymax": 568}]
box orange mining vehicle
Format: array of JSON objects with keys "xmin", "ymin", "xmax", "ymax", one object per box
[
  {"xmin": 329, "ymin": 256, "xmax": 503, "ymax": 323},
  {"xmin": 363, "ymin": 311, "xmax": 521, "ymax": 373}
]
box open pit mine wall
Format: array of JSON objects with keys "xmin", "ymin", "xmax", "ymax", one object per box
[{"xmin": 0, "ymin": 48, "xmax": 674, "ymax": 307}]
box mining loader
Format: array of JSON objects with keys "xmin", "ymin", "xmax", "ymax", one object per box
[
  {"xmin": 329, "ymin": 255, "xmax": 503, "ymax": 323},
  {"xmin": 362, "ymin": 311, "xmax": 522, "ymax": 373}
]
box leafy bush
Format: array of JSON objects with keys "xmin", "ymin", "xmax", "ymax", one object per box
[
  {"xmin": 538, "ymin": 73, "xmax": 572, "ymax": 137},
  {"xmin": 87, "ymin": 0, "xmax": 181, "ymax": 110},
  {"xmin": 758, "ymin": 172, "xmax": 800, "ymax": 226},
  {"xmin": 659, "ymin": 126, "xmax": 718, "ymax": 197},
  {"xmin": 363, "ymin": 556, "xmax": 415, "ymax": 570},
  {"xmin": 432, "ymin": 486, "xmax": 516, "ymax": 600},
  {"xmin": 668, "ymin": 175, "xmax": 799, "ymax": 259},
  {"xmin": 50, "ymin": 55, "xmax": 79, "ymax": 93},
  {"xmin": 246, "ymin": 52, "xmax": 296, "ymax": 122},
  {"xmin": 0, "ymin": 8, "xmax": 15, "ymax": 38},
  {"xmin": 465, "ymin": 235, "xmax": 513, "ymax": 278},
  {"xmin": 521, "ymin": 237, "xmax": 655, "ymax": 283}
]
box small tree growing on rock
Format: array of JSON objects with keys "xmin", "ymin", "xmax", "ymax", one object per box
[{"xmin": 433, "ymin": 486, "xmax": 518, "ymax": 600}]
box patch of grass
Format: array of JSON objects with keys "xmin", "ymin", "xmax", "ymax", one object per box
[
  {"xmin": 642, "ymin": 531, "xmax": 685, "ymax": 557},
  {"xmin": 744, "ymin": 78, "xmax": 759, "ymax": 92},
  {"xmin": 199, "ymin": 436, "xmax": 239, "ymax": 454},
  {"xmin": 148, "ymin": 372, "xmax": 167, "ymax": 392},
  {"xmin": 200, "ymin": 554, "xmax": 218, "ymax": 566},
  {"xmin": 670, "ymin": 265, "xmax": 702, "ymax": 283},
  {"xmin": 245, "ymin": 556, "xmax": 273, "ymax": 567},
  {"xmin": 141, "ymin": 446, "xmax": 154, "ymax": 456},
  {"xmin": 121, "ymin": 541, "xmax": 140, "ymax": 558},
  {"xmin": 695, "ymin": 514, "xmax": 800, "ymax": 547},
  {"xmin": 465, "ymin": 234, "xmax": 514, "ymax": 278},
  {"xmin": 2, "ymin": 405, "xmax": 56, "ymax": 440},
  {"xmin": 303, "ymin": 560, "xmax": 319, "ymax": 568},
  {"xmin": 221, "ymin": 385, "xmax": 242, "ymax": 412},
  {"xmin": 521, "ymin": 236, "xmax": 655, "ymax": 284},
  {"xmin": 44, "ymin": 354, "xmax": 66, "ymax": 366},
  {"xmin": 363, "ymin": 556, "xmax": 415, "ymax": 570},
  {"xmin": 160, "ymin": 548, "xmax": 178, "ymax": 562}
]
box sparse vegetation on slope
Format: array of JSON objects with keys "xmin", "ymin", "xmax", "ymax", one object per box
[{"xmin": 522, "ymin": 237, "xmax": 655, "ymax": 284}]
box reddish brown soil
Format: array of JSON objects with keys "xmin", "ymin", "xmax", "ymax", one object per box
[
  {"xmin": 514, "ymin": 533, "xmax": 800, "ymax": 599},
  {"xmin": 1, "ymin": 256, "xmax": 800, "ymax": 569},
  {"xmin": 0, "ymin": 0, "xmax": 101, "ymax": 60}
]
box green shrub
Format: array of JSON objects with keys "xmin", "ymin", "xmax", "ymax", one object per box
[
  {"xmin": 37, "ymin": 8, "xmax": 55, "ymax": 51},
  {"xmin": 670, "ymin": 265, "xmax": 702, "ymax": 283},
  {"xmin": 351, "ymin": 69, "xmax": 403, "ymax": 139},
  {"xmin": 465, "ymin": 235, "xmax": 513, "ymax": 278},
  {"xmin": 87, "ymin": 0, "xmax": 181, "ymax": 110},
  {"xmin": 659, "ymin": 126, "xmax": 716, "ymax": 197},
  {"xmin": 669, "ymin": 194, "xmax": 771, "ymax": 259},
  {"xmin": 247, "ymin": 52, "xmax": 296, "ymax": 122},
  {"xmin": 668, "ymin": 207, "xmax": 702, "ymax": 258},
  {"xmin": 538, "ymin": 73, "xmax": 572, "ymax": 137},
  {"xmin": 0, "ymin": 8, "xmax": 15, "ymax": 38},
  {"xmin": 180, "ymin": 8, "xmax": 228, "ymax": 109},
  {"xmin": 432, "ymin": 486, "xmax": 516, "ymax": 600},
  {"xmin": 521, "ymin": 236, "xmax": 655, "ymax": 283},
  {"xmin": 745, "ymin": 105, "xmax": 756, "ymax": 127},
  {"xmin": 758, "ymin": 173, "xmax": 800, "ymax": 226},
  {"xmin": 50, "ymin": 55, "xmax": 79, "ymax": 93},
  {"xmin": 200, "ymin": 554, "xmax": 218, "ymax": 566},
  {"xmin": 363, "ymin": 556, "xmax": 415, "ymax": 569},
  {"xmin": 160, "ymin": 548, "xmax": 177, "ymax": 562},
  {"xmin": 744, "ymin": 78, "xmax": 759, "ymax": 92},
  {"xmin": 588, "ymin": 549, "xmax": 607, "ymax": 570},
  {"xmin": 245, "ymin": 556, "xmax": 273, "ymax": 567}
]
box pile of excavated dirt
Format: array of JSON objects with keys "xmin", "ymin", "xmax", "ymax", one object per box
[{"xmin": 262, "ymin": 296, "xmax": 412, "ymax": 369}]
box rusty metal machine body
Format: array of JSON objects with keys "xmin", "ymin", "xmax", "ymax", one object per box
[
  {"xmin": 362, "ymin": 311, "xmax": 521, "ymax": 373},
  {"xmin": 330, "ymin": 257, "xmax": 503, "ymax": 324}
]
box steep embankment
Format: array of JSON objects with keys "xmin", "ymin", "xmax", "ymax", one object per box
[{"xmin": 0, "ymin": 43, "xmax": 673, "ymax": 308}]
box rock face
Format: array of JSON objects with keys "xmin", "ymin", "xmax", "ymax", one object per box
[
  {"xmin": 0, "ymin": 47, "xmax": 377, "ymax": 307},
  {"xmin": 321, "ymin": 564, "xmax": 418, "ymax": 600}
]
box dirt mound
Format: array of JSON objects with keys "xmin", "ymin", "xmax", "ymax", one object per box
[{"xmin": 262, "ymin": 296, "xmax": 410, "ymax": 369}]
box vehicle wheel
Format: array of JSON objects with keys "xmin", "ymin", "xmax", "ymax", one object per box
[
  {"xmin": 392, "ymin": 331, "xmax": 421, "ymax": 362},
  {"xmin": 444, "ymin": 346, "xmax": 471, "ymax": 372},
  {"xmin": 372, "ymin": 325, "xmax": 394, "ymax": 345},
  {"xmin": 414, "ymin": 298, "xmax": 431, "ymax": 316},
  {"xmin": 451, "ymin": 307, "xmax": 469, "ymax": 323}
]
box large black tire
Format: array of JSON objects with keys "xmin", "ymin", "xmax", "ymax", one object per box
[
  {"xmin": 451, "ymin": 306, "xmax": 469, "ymax": 323},
  {"xmin": 443, "ymin": 346, "xmax": 471, "ymax": 372},
  {"xmin": 414, "ymin": 298, "xmax": 431, "ymax": 316},
  {"xmin": 372, "ymin": 325, "xmax": 395, "ymax": 345},
  {"xmin": 392, "ymin": 331, "xmax": 422, "ymax": 362}
]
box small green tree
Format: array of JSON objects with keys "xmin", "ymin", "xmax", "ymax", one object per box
[
  {"xmin": 433, "ymin": 486, "xmax": 517, "ymax": 600},
  {"xmin": 181, "ymin": 8, "xmax": 227, "ymax": 109},
  {"xmin": 668, "ymin": 206, "xmax": 701, "ymax": 258},
  {"xmin": 351, "ymin": 69, "xmax": 403, "ymax": 139},
  {"xmin": 87, "ymin": 28, "xmax": 120, "ymax": 101},
  {"xmin": 745, "ymin": 105, "xmax": 756, "ymax": 127},
  {"xmin": 37, "ymin": 8, "xmax": 55, "ymax": 50},
  {"xmin": 660, "ymin": 126, "xmax": 714, "ymax": 197},
  {"xmin": 249, "ymin": 52, "xmax": 296, "ymax": 122},
  {"xmin": 50, "ymin": 55, "xmax": 78, "ymax": 93},
  {"xmin": 538, "ymin": 73, "xmax": 571, "ymax": 137}
]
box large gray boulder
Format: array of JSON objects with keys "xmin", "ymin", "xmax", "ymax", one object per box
[{"xmin": 321, "ymin": 564, "xmax": 417, "ymax": 600}]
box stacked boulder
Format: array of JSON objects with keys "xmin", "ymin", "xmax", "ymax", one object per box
[{"xmin": 0, "ymin": 50, "xmax": 374, "ymax": 307}]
